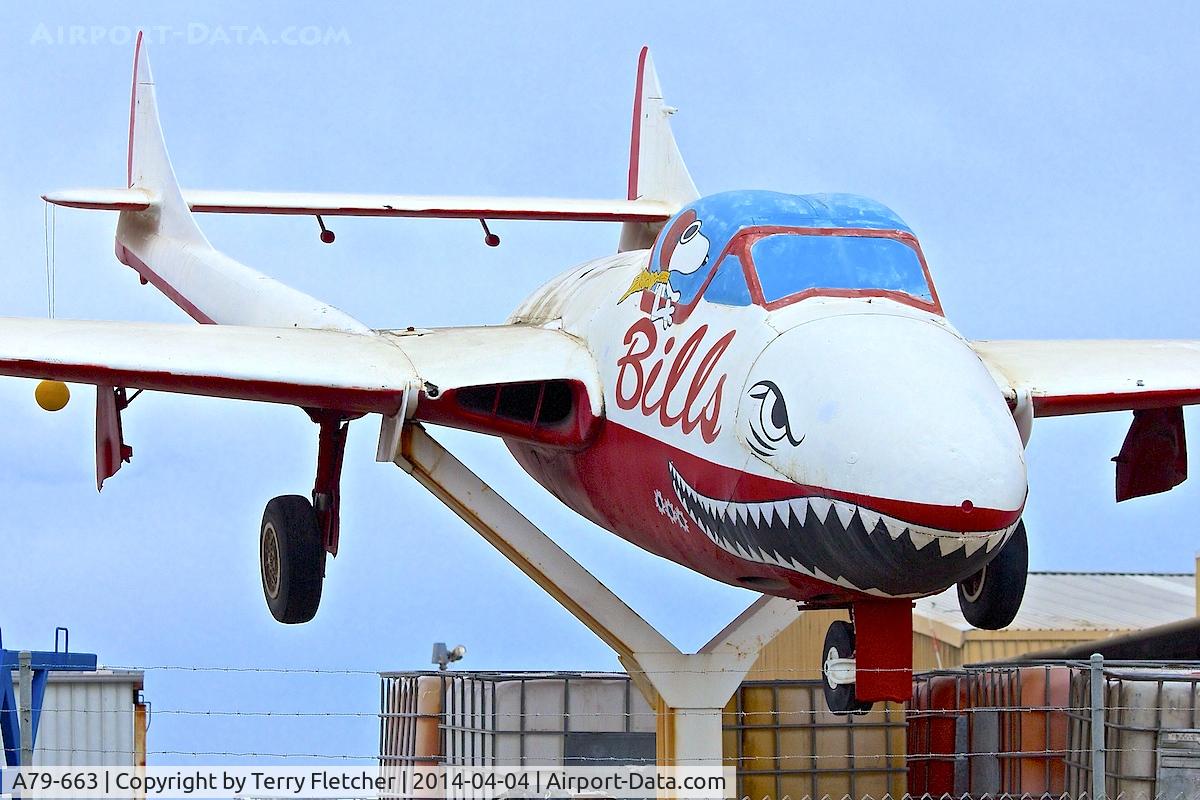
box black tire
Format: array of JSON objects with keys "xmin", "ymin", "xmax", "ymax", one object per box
[
  {"xmin": 821, "ymin": 620, "xmax": 874, "ymax": 715},
  {"xmin": 957, "ymin": 519, "xmax": 1028, "ymax": 630},
  {"xmin": 260, "ymin": 495, "xmax": 325, "ymax": 624}
]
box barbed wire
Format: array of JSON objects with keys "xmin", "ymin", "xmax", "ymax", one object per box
[
  {"xmin": 106, "ymin": 663, "xmax": 1200, "ymax": 677},
  {"xmin": 17, "ymin": 704, "xmax": 1200, "ymax": 717},
  {"xmin": 105, "ymin": 664, "xmax": 382, "ymax": 676},
  {"xmin": 17, "ymin": 745, "xmax": 1171, "ymax": 762},
  {"xmin": 15, "ymin": 662, "xmax": 1195, "ymax": 773}
]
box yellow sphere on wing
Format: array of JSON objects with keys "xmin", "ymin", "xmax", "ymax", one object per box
[{"xmin": 35, "ymin": 380, "xmax": 70, "ymax": 412}]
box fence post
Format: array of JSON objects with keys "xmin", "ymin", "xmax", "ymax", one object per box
[
  {"xmin": 1089, "ymin": 652, "xmax": 1106, "ymax": 800},
  {"xmin": 18, "ymin": 651, "xmax": 32, "ymax": 768}
]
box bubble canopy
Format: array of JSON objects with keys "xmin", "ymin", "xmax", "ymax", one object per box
[{"xmin": 653, "ymin": 190, "xmax": 940, "ymax": 315}]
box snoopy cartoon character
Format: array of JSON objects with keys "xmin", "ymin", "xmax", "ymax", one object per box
[{"xmin": 619, "ymin": 209, "xmax": 711, "ymax": 329}]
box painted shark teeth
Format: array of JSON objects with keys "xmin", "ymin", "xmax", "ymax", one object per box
[
  {"xmin": 938, "ymin": 535, "xmax": 966, "ymax": 557},
  {"xmin": 667, "ymin": 462, "xmax": 1016, "ymax": 598},
  {"xmin": 808, "ymin": 497, "xmax": 832, "ymax": 523},
  {"xmin": 833, "ymin": 501, "xmax": 856, "ymax": 530},
  {"xmin": 908, "ymin": 529, "xmax": 935, "ymax": 550},
  {"xmin": 883, "ymin": 517, "xmax": 907, "ymax": 541}
]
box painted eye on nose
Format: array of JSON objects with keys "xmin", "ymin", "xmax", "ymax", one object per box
[{"xmin": 746, "ymin": 380, "xmax": 804, "ymax": 456}]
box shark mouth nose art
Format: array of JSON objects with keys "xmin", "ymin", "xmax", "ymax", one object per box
[{"xmin": 669, "ymin": 463, "xmax": 1021, "ymax": 597}]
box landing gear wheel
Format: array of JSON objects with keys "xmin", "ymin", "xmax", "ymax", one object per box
[
  {"xmin": 957, "ymin": 519, "xmax": 1028, "ymax": 630},
  {"xmin": 821, "ymin": 620, "xmax": 874, "ymax": 715},
  {"xmin": 260, "ymin": 495, "xmax": 325, "ymax": 624}
]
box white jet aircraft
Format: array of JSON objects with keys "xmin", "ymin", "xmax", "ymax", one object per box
[{"xmin": 7, "ymin": 36, "xmax": 1199, "ymax": 711}]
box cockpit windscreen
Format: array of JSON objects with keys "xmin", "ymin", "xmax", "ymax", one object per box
[{"xmin": 750, "ymin": 233, "xmax": 933, "ymax": 305}]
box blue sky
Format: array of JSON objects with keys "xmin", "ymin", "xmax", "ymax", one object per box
[{"xmin": 1, "ymin": 0, "xmax": 1199, "ymax": 766}]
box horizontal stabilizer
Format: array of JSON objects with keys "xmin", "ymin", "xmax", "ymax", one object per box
[
  {"xmin": 44, "ymin": 188, "xmax": 676, "ymax": 223},
  {"xmin": 45, "ymin": 187, "xmax": 154, "ymax": 211}
]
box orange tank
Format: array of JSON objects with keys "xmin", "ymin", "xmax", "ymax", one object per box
[
  {"xmin": 1003, "ymin": 666, "xmax": 1070, "ymax": 794},
  {"xmin": 907, "ymin": 673, "xmax": 970, "ymax": 796}
]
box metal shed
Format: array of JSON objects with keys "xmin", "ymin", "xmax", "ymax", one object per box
[{"xmin": 8, "ymin": 669, "xmax": 146, "ymax": 767}]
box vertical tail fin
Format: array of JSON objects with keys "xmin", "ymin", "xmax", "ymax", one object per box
[
  {"xmin": 618, "ymin": 47, "xmax": 699, "ymax": 252},
  {"xmin": 123, "ymin": 32, "xmax": 208, "ymax": 248},
  {"xmin": 115, "ymin": 32, "xmax": 367, "ymax": 332}
]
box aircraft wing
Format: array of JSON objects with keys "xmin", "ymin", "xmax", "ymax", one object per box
[
  {"xmin": 971, "ymin": 339, "xmax": 1200, "ymax": 416},
  {"xmin": 0, "ymin": 318, "xmax": 603, "ymax": 488},
  {"xmin": 43, "ymin": 188, "xmax": 677, "ymax": 223},
  {"xmin": 0, "ymin": 318, "xmax": 416, "ymax": 414},
  {"xmin": 972, "ymin": 339, "xmax": 1200, "ymax": 501},
  {"xmin": 0, "ymin": 318, "xmax": 600, "ymax": 414}
]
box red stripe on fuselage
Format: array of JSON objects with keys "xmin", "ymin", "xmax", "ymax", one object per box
[
  {"xmin": 509, "ymin": 419, "xmax": 845, "ymax": 602},
  {"xmin": 589, "ymin": 422, "xmax": 1019, "ymax": 534},
  {"xmin": 507, "ymin": 419, "xmax": 1022, "ymax": 604},
  {"xmin": 115, "ymin": 244, "xmax": 216, "ymax": 325}
]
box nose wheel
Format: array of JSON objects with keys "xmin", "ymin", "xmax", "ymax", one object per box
[
  {"xmin": 260, "ymin": 495, "xmax": 325, "ymax": 624},
  {"xmin": 821, "ymin": 620, "xmax": 874, "ymax": 715},
  {"xmin": 957, "ymin": 519, "xmax": 1028, "ymax": 630}
]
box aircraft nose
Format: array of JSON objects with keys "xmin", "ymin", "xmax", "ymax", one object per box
[{"xmin": 733, "ymin": 312, "xmax": 1027, "ymax": 593}]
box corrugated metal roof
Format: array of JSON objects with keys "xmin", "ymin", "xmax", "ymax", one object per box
[{"xmin": 916, "ymin": 572, "xmax": 1196, "ymax": 633}]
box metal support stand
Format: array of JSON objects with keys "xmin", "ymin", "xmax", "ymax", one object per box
[{"xmin": 394, "ymin": 423, "xmax": 800, "ymax": 769}]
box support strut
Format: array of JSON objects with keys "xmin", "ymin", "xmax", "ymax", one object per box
[
  {"xmin": 853, "ymin": 598, "xmax": 914, "ymax": 702},
  {"xmin": 312, "ymin": 415, "xmax": 350, "ymax": 556},
  {"xmin": 393, "ymin": 422, "xmax": 800, "ymax": 770}
]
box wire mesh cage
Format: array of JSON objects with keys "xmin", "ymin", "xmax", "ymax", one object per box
[
  {"xmin": 380, "ymin": 672, "xmax": 908, "ymax": 798},
  {"xmin": 379, "ymin": 662, "xmax": 1200, "ymax": 800},
  {"xmin": 909, "ymin": 663, "xmax": 1070, "ymax": 796},
  {"xmin": 1065, "ymin": 662, "xmax": 1200, "ymax": 800},
  {"xmin": 909, "ymin": 660, "xmax": 1200, "ymax": 800},
  {"xmin": 379, "ymin": 671, "xmax": 654, "ymax": 768},
  {"xmin": 725, "ymin": 680, "xmax": 908, "ymax": 800}
]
